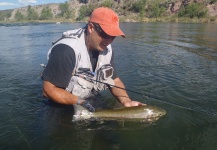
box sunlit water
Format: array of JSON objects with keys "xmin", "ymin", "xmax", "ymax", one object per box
[{"xmin": 0, "ymin": 22, "xmax": 217, "ymax": 150}]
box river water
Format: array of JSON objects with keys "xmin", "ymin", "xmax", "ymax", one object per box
[{"xmin": 0, "ymin": 22, "xmax": 217, "ymax": 150}]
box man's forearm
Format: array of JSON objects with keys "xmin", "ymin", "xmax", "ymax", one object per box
[
  {"xmin": 43, "ymin": 81, "xmax": 79, "ymax": 105},
  {"xmin": 110, "ymin": 77, "xmax": 132, "ymax": 104}
]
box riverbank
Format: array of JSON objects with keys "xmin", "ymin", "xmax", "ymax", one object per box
[
  {"xmin": 141, "ymin": 16, "xmax": 217, "ymax": 23},
  {"xmin": 1, "ymin": 16, "xmax": 216, "ymax": 25}
]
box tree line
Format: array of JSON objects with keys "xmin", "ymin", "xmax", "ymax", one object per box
[
  {"xmin": 14, "ymin": 2, "xmax": 71, "ymax": 21},
  {"xmin": 0, "ymin": 0, "xmax": 217, "ymax": 22},
  {"xmin": 0, "ymin": 2, "xmax": 71, "ymax": 22},
  {"xmin": 76, "ymin": 0, "xmax": 214, "ymax": 21}
]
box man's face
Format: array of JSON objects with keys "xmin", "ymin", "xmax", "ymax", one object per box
[{"xmin": 87, "ymin": 22, "xmax": 115, "ymax": 52}]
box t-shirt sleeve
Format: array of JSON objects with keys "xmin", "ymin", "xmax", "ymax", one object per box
[
  {"xmin": 110, "ymin": 51, "xmax": 118, "ymax": 79},
  {"xmin": 43, "ymin": 44, "xmax": 76, "ymax": 89}
]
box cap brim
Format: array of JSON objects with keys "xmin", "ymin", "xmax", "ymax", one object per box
[{"xmin": 100, "ymin": 24, "xmax": 125, "ymax": 38}]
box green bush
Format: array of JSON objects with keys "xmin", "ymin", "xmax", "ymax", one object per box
[
  {"xmin": 0, "ymin": 10, "xmax": 12, "ymax": 21},
  {"xmin": 39, "ymin": 7, "xmax": 53, "ymax": 20},
  {"xmin": 210, "ymin": 0, "xmax": 217, "ymax": 4},
  {"xmin": 210, "ymin": 17, "xmax": 216, "ymax": 22},
  {"xmin": 149, "ymin": 3, "xmax": 166, "ymax": 18},
  {"xmin": 15, "ymin": 11, "xmax": 24, "ymax": 21},
  {"xmin": 101, "ymin": 0, "xmax": 113, "ymax": 8},
  {"xmin": 27, "ymin": 6, "xmax": 38, "ymax": 20},
  {"xmin": 59, "ymin": 2, "xmax": 72, "ymax": 19},
  {"xmin": 77, "ymin": 4, "xmax": 96, "ymax": 21},
  {"xmin": 129, "ymin": 0, "xmax": 146, "ymax": 13},
  {"xmin": 178, "ymin": 3, "xmax": 207, "ymax": 19}
]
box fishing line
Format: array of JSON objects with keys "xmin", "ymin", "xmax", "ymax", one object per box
[{"xmin": 78, "ymin": 76, "xmax": 217, "ymax": 117}]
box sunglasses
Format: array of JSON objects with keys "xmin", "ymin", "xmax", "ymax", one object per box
[{"xmin": 91, "ymin": 22, "xmax": 115, "ymax": 40}]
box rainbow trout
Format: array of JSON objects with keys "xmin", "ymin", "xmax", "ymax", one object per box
[{"xmin": 73, "ymin": 105, "xmax": 166, "ymax": 122}]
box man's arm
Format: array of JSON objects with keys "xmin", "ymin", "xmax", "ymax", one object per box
[
  {"xmin": 42, "ymin": 44, "xmax": 81, "ymax": 105},
  {"xmin": 43, "ymin": 80, "xmax": 96, "ymax": 112},
  {"xmin": 43, "ymin": 80, "xmax": 79, "ymax": 104},
  {"xmin": 109, "ymin": 77, "xmax": 145, "ymax": 107}
]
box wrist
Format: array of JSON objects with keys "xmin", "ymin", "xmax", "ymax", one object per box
[
  {"xmin": 77, "ymin": 97, "xmax": 85, "ymax": 105},
  {"xmin": 120, "ymin": 97, "xmax": 131, "ymax": 105}
]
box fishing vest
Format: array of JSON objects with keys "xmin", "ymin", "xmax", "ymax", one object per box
[{"xmin": 47, "ymin": 28, "xmax": 114, "ymax": 99}]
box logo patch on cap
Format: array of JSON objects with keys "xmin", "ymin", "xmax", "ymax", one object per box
[{"xmin": 112, "ymin": 16, "xmax": 119, "ymax": 24}]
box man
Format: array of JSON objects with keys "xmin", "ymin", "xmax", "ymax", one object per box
[{"xmin": 42, "ymin": 7, "xmax": 144, "ymax": 112}]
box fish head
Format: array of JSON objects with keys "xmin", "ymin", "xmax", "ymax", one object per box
[
  {"xmin": 72, "ymin": 104, "xmax": 93, "ymax": 121},
  {"xmin": 143, "ymin": 106, "xmax": 166, "ymax": 121}
]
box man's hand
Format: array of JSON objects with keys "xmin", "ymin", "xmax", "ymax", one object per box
[
  {"xmin": 122, "ymin": 100, "xmax": 146, "ymax": 107},
  {"xmin": 110, "ymin": 78, "xmax": 146, "ymax": 107}
]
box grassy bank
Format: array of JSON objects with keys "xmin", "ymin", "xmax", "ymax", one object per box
[
  {"xmin": 1, "ymin": 16, "xmax": 217, "ymax": 24},
  {"xmin": 140, "ymin": 16, "xmax": 217, "ymax": 23}
]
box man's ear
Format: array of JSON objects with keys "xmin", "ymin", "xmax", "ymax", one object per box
[{"xmin": 87, "ymin": 22, "xmax": 94, "ymax": 34}]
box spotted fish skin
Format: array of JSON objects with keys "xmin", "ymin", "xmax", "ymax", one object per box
[{"xmin": 73, "ymin": 105, "xmax": 166, "ymax": 122}]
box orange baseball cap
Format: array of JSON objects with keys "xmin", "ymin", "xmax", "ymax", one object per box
[{"xmin": 89, "ymin": 7, "xmax": 125, "ymax": 38}]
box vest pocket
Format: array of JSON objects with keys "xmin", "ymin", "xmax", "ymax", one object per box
[{"xmin": 71, "ymin": 77, "xmax": 94, "ymax": 98}]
